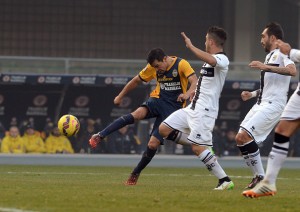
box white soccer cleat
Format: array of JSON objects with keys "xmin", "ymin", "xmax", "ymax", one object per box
[
  {"xmin": 214, "ymin": 181, "xmax": 234, "ymax": 190},
  {"xmin": 242, "ymin": 181, "xmax": 277, "ymax": 198}
]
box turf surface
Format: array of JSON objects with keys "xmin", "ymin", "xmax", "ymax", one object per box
[{"xmin": 0, "ymin": 165, "xmax": 299, "ymax": 212}]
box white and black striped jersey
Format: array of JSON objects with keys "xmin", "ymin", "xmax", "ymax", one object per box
[
  {"xmin": 185, "ymin": 53, "xmax": 229, "ymax": 119},
  {"xmin": 289, "ymin": 48, "xmax": 300, "ymax": 95},
  {"xmin": 257, "ymin": 49, "xmax": 294, "ymax": 105}
]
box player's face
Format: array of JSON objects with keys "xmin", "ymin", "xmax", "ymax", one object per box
[
  {"xmin": 205, "ymin": 34, "xmax": 211, "ymax": 53},
  {"xmin": 261, "ymin": 28, "xmax": 271, "ymax": 53},
  {"xmin": 151, "ymin": 57, "xmax": 168, "ymax": 72}
]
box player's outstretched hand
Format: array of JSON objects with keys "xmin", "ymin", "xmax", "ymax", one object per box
[{"xmin": 181, "ymin": 32, "xmax": 193, "ymax": 49}]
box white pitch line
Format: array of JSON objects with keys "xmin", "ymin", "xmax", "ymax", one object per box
[
  {"xmin": 0, "ymin": 207, "xmax": 38, "ymax": 212},
  {"xmin": 1, "ymin": 171, "xmax": 300, "ymax": 181}
]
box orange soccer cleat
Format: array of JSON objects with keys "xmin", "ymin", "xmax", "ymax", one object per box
[{"xmin": 89, "ymin": 134, "xmax": 102, "ymax": 149}]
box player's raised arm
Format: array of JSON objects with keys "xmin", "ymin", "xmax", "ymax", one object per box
[
  {"xmin": 249, "ymin": 60, "xmax": 296, "ymax": 76},
  {"xmin": 114, "ymin": 75, "xmax": 142, "ymax": 105},
  {"xmin": 181, "ymin": 32, "xmax": 217, "ymax": 66}
]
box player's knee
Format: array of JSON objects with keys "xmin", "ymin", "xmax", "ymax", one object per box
[
  {"xmin": 274, "ymin": 125, "xmax": 285, "ymax": 135},
  {"xmin": 165, "ymin": 129, "xmax": 180, "ymax": 142},
  {"xmin": 235, "ymin": 133, "xmax": 245, "ymax": 145},
  {"xmin": 131, "ymin": 107, "xmax": 148, "ymax": 120},
  {"xmin": 158, "ymin": 123, "xmax": 169, "ymax": 138},
  {"xmin": 147, "ymin": 139, "xmax": 160, "ymax": 150},
  {"xmin": 191, "ymin": 145, "xmax": 206, "ymax": 156}
]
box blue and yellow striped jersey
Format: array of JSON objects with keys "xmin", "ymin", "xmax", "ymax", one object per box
[{"xmin": 138, "ymin": 56, "xmax": 195, "ymax": 106}]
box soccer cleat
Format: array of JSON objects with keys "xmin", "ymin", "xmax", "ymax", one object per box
[
  {"xmin": 242, "ymin": 181, "xmax": 277, "ymax": 198},
  {"xmin": 124, "ymin": 173, "xmax": 140, "ymax": 186},
  {"xmin": 245, "ymin": 175, "xmax": 264, "ymax": 189},
  {"xmin": 214, "ymin": 181, "xmax": 234, "ymax": 190},
  {"xmin": 89, "ymin": 133, "xmax": 102, "ymax": 149}
]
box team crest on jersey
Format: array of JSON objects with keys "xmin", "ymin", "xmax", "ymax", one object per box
[
  {"xmin": 271, "ymin": 54, "xmax": 278, "ymax": 61},
  {"xmin": 172, "ymin": 69, "xmax": 178, "ymax": 77}
]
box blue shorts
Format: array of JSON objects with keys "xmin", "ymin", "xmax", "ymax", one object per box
[{"xmin": 141, "ymin": 97, "xmax": 182, "ymax": 143}]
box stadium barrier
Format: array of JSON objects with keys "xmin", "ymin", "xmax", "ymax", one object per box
[{"xmin": 0, "ymin": 73, "xmax": 299, "ymax": 155}]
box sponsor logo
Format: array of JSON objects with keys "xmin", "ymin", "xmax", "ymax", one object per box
[{"xmin": 200, "ymin": 67, "xmax": 214, "ymax": 77}]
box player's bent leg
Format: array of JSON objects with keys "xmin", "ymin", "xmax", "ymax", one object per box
[
  {"xmin": 90, "ymin": 107, "xmax": 150, "ymax": 149},
  {"xmin": 125, "ymin": 137, "xmax": 160, "ymax": 186},
  {"xmin": 159, "ymin": 123, "xmax": 191, "ymax": 146},
  {"xmin": 236, "ymin": 131, "xmax": 264, "ymax": 188}
]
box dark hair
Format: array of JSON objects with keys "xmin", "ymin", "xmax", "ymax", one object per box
[
  {"xmin": 147, "ymin": 48, "xmax": 167, "ymax": 64},
  {"xmin": 207, "ymin": 26, "xmax": 227, "ymax": 47},
  {"xmin": 265, "ymin": 22, "xmax": 284, "ymax": 40}
]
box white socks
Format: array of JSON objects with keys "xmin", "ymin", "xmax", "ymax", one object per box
[
  {"xmin": 265, "ymin": 141, "xmax": 289, "ymax": 185},
  {"xmin": 198, "ymin": 149, "xmax": 227, "ymax": 179}
]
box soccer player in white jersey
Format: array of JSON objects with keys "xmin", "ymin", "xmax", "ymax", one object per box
[
  {"xmin": 243, "ymin": 40, "xmax": 300, "ymax": 198},
  {"xmin": 159, "ymin": 26, "xmax": 234, "ymax": 190},
  {"xmin": 235, "ymin": 22, "xmax": 297, "ymax": 189}
]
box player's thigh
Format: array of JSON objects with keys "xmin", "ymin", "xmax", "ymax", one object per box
[
  {"xmin": 163, "ymin": 109, "xmax": 189, "ymax": 133},
  {"xmin": 241, "ymin": 103, "xmax": 283, "ymax": 143},
  {"xmin": 240, "ymin": 103, "xmax": 263, "ymax": 128},
  {"xmin": 275, "ymin": 120, "xmax": 300, "ymax": 137},
  {"xmin": 131, "ymin": 106, "xmax": 149, "ymax": 120},
  {"xmin": 188, "ymin": 114, "xmax": 215, "ymax": 146},
  {"xmin": 281, "ymin": 90, "xmax": 300, "ymax": 120}
]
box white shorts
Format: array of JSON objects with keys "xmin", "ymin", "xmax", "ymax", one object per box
[
  {"xmin": 239, "ymin": 101, "xmax": 284, "ymax": 144},
  {"xmin": 281, "ymin": 87, "xmax": 300, "ymax": 120},
  {"xmin": 163, "ymin": 108, "xmax": 215, "ymax": 146}
]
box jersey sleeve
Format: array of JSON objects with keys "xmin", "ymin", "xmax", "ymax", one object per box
[
  {"xmin": 138, "ymin": 64, "xmax": 156, "ymax": 82},
  {"xmin": 178, "ymin": 59, "xmax": 195, "ymax": 77},
  {"xmin": 290, "ymin": 49, "xmax": 300, "ymax": 63},
  {"xmin": 280, "ymin": 52, "xmax": 295, "ymax": 67},
  {"xmin": 214, "ymin": 54, "xmax": 229, "ymax": 69}
]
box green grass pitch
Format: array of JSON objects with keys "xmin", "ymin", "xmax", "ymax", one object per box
[{"xmin": 0, "ymin": 165, "xmax": 299, "ymax": 212}]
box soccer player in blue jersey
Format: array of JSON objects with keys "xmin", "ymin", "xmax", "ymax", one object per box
[{"xmin": 89, "ymin": 48, "xmax": 198, "ymax": 185}]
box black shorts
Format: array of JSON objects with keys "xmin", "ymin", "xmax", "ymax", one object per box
[{"xmin": 141, "ymin": 97, "xmax": 182, "ymax": 143}]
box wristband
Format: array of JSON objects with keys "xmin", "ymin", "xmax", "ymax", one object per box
[{"xmin": 250, "ymin": 91, "xmax": 257, "ymax": 98}]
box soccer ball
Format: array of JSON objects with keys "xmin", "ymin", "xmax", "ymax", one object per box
[{"xmin": 57, "ymin": 114, "xmax": 80, "ymax": 137}]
